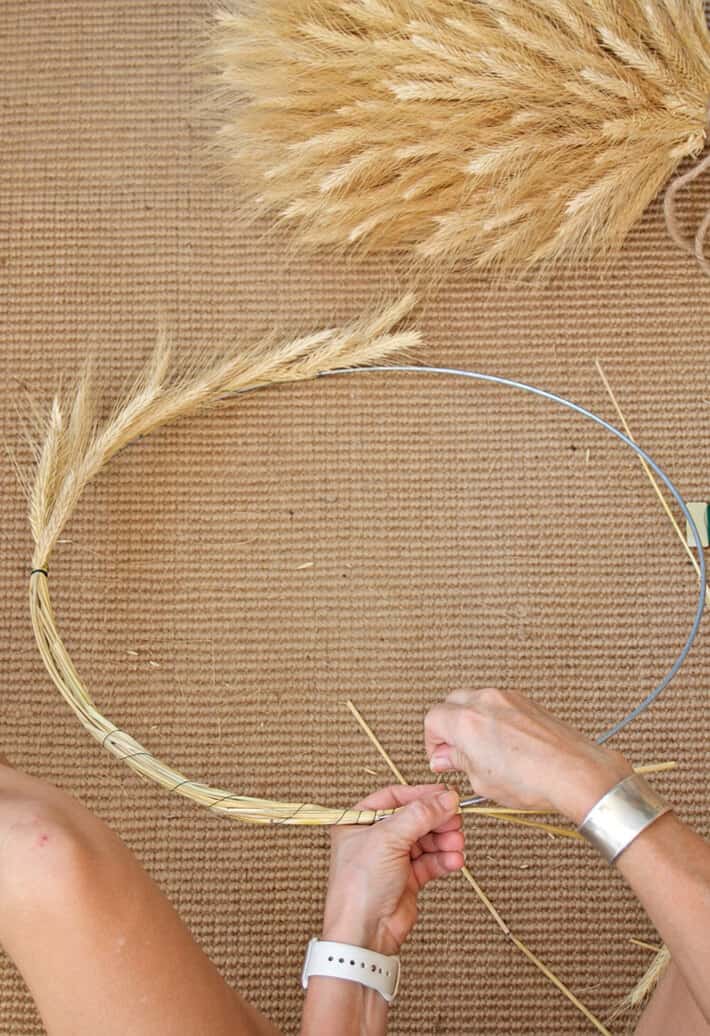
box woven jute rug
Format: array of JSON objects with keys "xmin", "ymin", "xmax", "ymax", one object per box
[{"xmin": 1, "ymin": 3, "xmax": 709, "ymax": 1034}]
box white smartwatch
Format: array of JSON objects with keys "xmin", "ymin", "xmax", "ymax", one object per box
[{"xmin": 301, "ymin": 938, "xmax": 401, "ymax": 1004}]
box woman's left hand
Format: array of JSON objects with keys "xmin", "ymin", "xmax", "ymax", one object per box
[{"xmin": 322, "ymin": 785, "xmax": 464, "ymax": 958}]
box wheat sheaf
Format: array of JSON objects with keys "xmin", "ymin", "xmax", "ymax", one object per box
[{"xmin": 204, "ymin": 0, "xmax": 710, "ymax": 272}]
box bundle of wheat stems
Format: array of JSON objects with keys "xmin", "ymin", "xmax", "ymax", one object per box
[
  {"xmin": 26, "ymin": 296, "xmax": 426, "ymax": 826},
  {"xmin": 204, "ymin": 0, "xmax": 710, "ymax": 272}
]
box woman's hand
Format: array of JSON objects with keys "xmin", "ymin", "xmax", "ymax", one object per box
[
  {"xmin": 424, "ymin": 687, "xmax": 633, "ymax": 824},
  {"xmin": 322, "ymin": 785, "xmax": 464, "ymax": 957}
]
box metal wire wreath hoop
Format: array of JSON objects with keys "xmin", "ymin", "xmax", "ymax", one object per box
[
  {"xmin": 28, "ymin": 360, "xmax": 706, "ymax": 826},
  {"xmin": 324, "ymin": 365, "xmax": 707, "ymax": 747}
]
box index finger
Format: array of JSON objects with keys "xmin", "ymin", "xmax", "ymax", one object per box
[{"xmin": 352, "ymin": 783, "xmax": 445, "ymax": 812}]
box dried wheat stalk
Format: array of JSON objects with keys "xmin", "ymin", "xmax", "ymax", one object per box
[
  {"xmin": 28, "ymin": 296, "xmax": 426, "ymax": 826},
  {"xmin": 609, "ymin": 945, "xmax": 671, "ymax": 1024},
  {"xmin": 202, "ymin": 0, "xmax": 710, "ymax": 272}
]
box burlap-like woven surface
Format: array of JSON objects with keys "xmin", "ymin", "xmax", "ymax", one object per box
[{"xmin": 1, "ymin": 3, "xmax": 709, "ymax": 1034}]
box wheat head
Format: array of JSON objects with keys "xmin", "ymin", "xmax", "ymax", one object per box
[
  {"xmin": 202, "ymin": 0, "xmax": 710, "ymax": 272},
  {"xmin": 610, "ymin": 944, "xmax": 671, "ymax": 1025}
]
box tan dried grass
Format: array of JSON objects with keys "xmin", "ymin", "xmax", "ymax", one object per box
[
  {"xmin": 27, "ymin": 296, "xmax": 425, "ymax": 826},
  {"xmin": 201, "ymin": 0, "xmax": 710, "ymax": 272},
  {"xmin": 608, "ymin": 945, "xmax": 670, "ymax": 1025},
  {"xmin": 24, "ymin": 308, "xmax": 681, "ymax": 840}
]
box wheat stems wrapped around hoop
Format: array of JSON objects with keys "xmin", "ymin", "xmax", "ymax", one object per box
[
  {"xmin": 27, "ymin": 295, "xmax": 424, "ymax": 827},
  {"xmin": 25, "ymin": 302, "xmax": 691, "ymax": 836}
]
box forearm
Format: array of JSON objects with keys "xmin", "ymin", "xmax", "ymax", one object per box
[
  {"xmin": 299, "ymin": 908, "xmax": 394, "ymax": 1036},
  {"xmin": 614, "ymin": 812, "xmax": 710, "ymax": 1023},
  {"xmin": 561, "ymin": 760, "xmax": 710, "ymax": 1024},
  {"xmin": 300, "ymin": 976, "xmax": 388, "ymax": 1036}
]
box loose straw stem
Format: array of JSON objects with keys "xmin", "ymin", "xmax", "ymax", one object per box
[
  {"xmin": 345, "ymin": 700, "xmax": 611, "ymax": 1036},
  {"xmin": 630, "ymin": 938, "xmax": 663, "ymax": 954},
  {"xmin": 634, "ymin": 761, "xmax": 676, "ymax": 775},
  {"xmin": 594, "ymin": 360, "xmax": 710, "ymax": 606},
  {"xmin": 344, "ymin": 700, "xmax": 407, "ymax": 784},
  {"xmin": 472, "ymin": 813, "xmax": 584, "ymax": 839},
  {"xmin": 463, "ymin": 759, "xmax": 676, "ymax": 839}
]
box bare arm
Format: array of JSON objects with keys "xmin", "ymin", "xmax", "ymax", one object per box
[
  {"xmin": 300, "ymin": 785, "xmax": 463, "ymax": 1036},
  {"xmin": 300, "ymin": 897, "xmax": 393, "ymax": 1036},
  {"xmin": 613, "ymin": 813, "xmax": 710, "ymax": 1022},
  {"xmin": 424, "ymin": 687, "xmax": 710, "ymax": 1024}
]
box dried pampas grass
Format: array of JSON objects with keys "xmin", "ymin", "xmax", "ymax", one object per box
[
  {"xmin": 26, "ymin": 296, "xmax": 424, "ymax": 826},
  {"xmin": 203, "ymin": 0, "xmax": 710, "ymax": 273}
]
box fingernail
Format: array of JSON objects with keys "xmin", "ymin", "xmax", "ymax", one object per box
[
  {"xmin": 430, "ymin": 752, "xmax": 451, "ymax": 772},
  {"xmin": 437, "ymin": 790, "xmax": 459, "ymax": 811}
]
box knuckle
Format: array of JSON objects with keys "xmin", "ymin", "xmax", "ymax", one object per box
[
  {"xmin": 445, "ymin": 688, "xmax": 476, "ymax": 707},
  {"xmin": 470, "ymin": 687, "xmax": 509, "ymax": 712},
  {"xmin": 475, "ymin": 686, "xmax": 505, "ymax": 705},
  {"xmin": 423, "ymin": 705, "xmax": 440, "ymax": 730},
  {"xmin": 407, "ymin": 799, "xmax": 430, "ymax": 826}
]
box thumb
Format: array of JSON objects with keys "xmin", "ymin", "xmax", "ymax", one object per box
[
  {"xmin": 429, "ymin": 744, "xmax": 468, "ymax": 774},
  {"xmin": 383, "ymin": 790, "xmax": 459, "ymax": 848},
  {"xmin": 424, "ymin": 703, "xmax": 472, "ymax": 774}
]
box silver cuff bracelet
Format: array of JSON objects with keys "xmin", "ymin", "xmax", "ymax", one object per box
[{"xmin": 577, "ymin": 774, "xmax": 672, "ymax": 864}]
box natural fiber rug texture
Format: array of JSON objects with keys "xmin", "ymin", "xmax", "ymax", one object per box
[{"xmin": 2, "ymin": 3, "xmax": 710, "ymax": 1034}]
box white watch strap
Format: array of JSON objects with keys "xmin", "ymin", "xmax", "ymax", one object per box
[{"xmin": 301, "ymin": 938, "xmax": 400, "ymax": 1003}]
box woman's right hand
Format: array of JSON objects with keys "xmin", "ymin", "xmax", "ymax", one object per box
[
  {"xmin": 424, "ymin": 690, "xmax": 710, "ymax": 1032},
  {"xmin": 424, "ymin": 687, "xmax": 633, "ymax": 824}
]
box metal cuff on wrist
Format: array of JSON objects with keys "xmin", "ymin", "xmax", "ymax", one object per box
[{"xmin": 577, "ymin": 773, "xmax": 672, "ymax": 864}]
